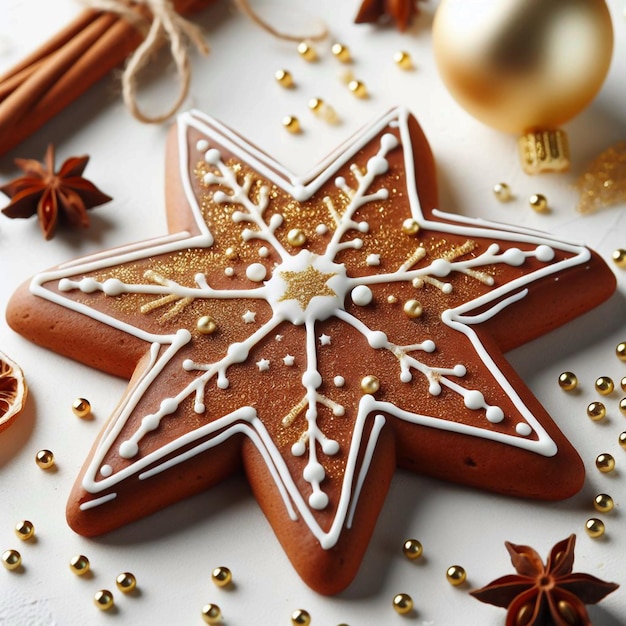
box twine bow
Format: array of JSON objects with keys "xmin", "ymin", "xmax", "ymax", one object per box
[{"xmin": 85, "ymin": 0, "xmax": 209, "ymax": 123}]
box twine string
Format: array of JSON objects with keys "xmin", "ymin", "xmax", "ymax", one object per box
[{"xmin": 83, "ymin": 0, "xmax": 328, "ymax": 123}]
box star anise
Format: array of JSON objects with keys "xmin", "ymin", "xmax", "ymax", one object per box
[
  {"xmin": 471, "ymin": 535, "xmax": 619, "ymax": 626},
  {"xmin": 0, "ymin": 145, "xmax": 112, "ymax": 239},
  {"xmin": 354, "ymin": 0, "xmax": 423, "ymax": 31}
]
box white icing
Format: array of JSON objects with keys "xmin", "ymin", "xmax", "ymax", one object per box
[
  {"xmin": 351, "ymin": 285, "xmax": 373, "ymax": 306},
  {"xmin": 242, "ymin": 310, "xmax": 256, "ymax": 324},
  {"xmin": 316, "ymin": 224, "xmax": 328, "ymax": 235},
  {"xmin": 31, "ymin": 107, "xmax": 596, "ymax": 551},
  {"xmin": 334, "ymin": 376, "xmax": 345, "ymax": 387},
  {"xmin": 256, "ymin": 359, "xmax": 270, "ymax": 371},
  {"xmin": 283, "ymin": 355, "xmax": 295, "ymax": 366}
]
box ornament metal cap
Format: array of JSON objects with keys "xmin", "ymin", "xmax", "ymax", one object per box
[{"xmin": 519, "ymin": 129, "xmax": 570, "ymax": 174}]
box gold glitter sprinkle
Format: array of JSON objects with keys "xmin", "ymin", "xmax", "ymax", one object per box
[
  {"xmin": 279, "ymin": 265, "xmax": 336, "ymax": 310},
  {"xmin": 575, "ymin": 142, "xmax": 626, "ymax": 213}
]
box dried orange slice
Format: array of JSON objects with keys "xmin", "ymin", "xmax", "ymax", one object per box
[{"xmin": 0, "ymin": 350, "xmax": 28, "ymax": 433}]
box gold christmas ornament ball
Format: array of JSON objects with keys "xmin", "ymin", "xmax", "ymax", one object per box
[
  {"xmin": 446, "ymin": 565, "xmax": 467, "ymax": 586},
  {"xmin": 14, "ymin": 520, "xmax": 35, "ymax": 541},
  {"xmin": 585, "ymin": 518, "xmax": 605, "ymax": 538},
  {"xmin": 35, "ymin": 449, "xmax": 55, "ymax": 469},
  {"xmin": 72, "ymin": 397, "xmax": 91, "ymax": 418},
  {"xmin": 402, "ymin": 538, "xmax": 423, "ymax": 560},
  {"xmin": 197, "ymin": 315, "xmax": 217, "ymax": 335},
  {"xmin": 595, "ymin": 376, "xmax": 614, "ymax": 395},
  {"xmin": 401, "ymin": 218, "xmax": 420, "ymax": 235},
  {"xmin": 594, "ymin": 493, "xmax": 614, "ymax": 513},
  {"xmin": 616, "ymin": 341, "xmax": 626, "ymax": 361},
  {"xmin": 361, "ymin": 375, "xmax": 380, "ymax": 394},
  {"xmin": 291, "ymin": 608, "xmax": 311, "ymax": 625},
  {"xmin": 529, "ymin": 194, "xmax": 549, "ymax": 213},
  {"xmin": 116, "ymin": 572, "xmax": 137, "ymax": 593},
  {"xmin": 612, "ymin": 249, "xmax": 626, "ymax": 268},
  {"xmin": 432, "ymin": 0, "xmax": 614, "ymax": 135},
  {"xmin": 586, "ymin": 401, "xmax": 606, "ymax": 422},
  {"xmin": 287, "ymin": 228, "xmax": 307, "ymax": 247},
  {"xmin": 403, "ymin": 299, "xmax": 423, "ymax": 319},
  {"xmin": 392, "ymin": 593, "xmax": 414, "ymax": 615},
  {"xmin": 201, "ymin": 603, "xmax": 222, "ymax": 624},
  {"xmin": 558, "ymin": 371, "xmax": 578, "ymax": 391},
  {"xmin": 93, "ymin": 589, "xmax": 114, "ymax": 611},
  {"xmin": 493, "ymin": 182, "xmax": 512, "ymax": 202},
  {"xmin": 69, "ymin": 554, "xmax": 91, "ymax": 575},
  {"xmin": 211, "ymin": 566, "xmax": 232, "ymax": 587},
  {"xmin": 2, "ymin": 549, "xmax": 21, "ymax": 570},
  {"xmin": 595, "ymin": 453, "xmax": 615, "ymax": 473}
]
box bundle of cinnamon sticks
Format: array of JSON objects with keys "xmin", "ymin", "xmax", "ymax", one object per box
[{"xmin": 0, "ymin": 0, "xmax": 214, "ymax": 157}]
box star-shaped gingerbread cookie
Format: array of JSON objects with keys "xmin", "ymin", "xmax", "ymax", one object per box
[{"xmin": 7, "ymin": 109, "xmax": 616, "ymax": 594}]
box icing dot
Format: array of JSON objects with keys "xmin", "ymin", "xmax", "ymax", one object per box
[
  {"xmin": 453, "ymin": 364, "xmax": 467, "ymax": 377},
  {"xmin": 246, "ymin": 263, "xmax": 267, "ymax": 282},
  {"xmin": 516, "ymin": 423, "xmax": 533, "ymax": 436},
  {"xmin": 227, "ymin": 343, "xmax": 248, "ymax": 362},
  {"xmin": 335, "ymin": 176, "xmax": 346, "ymax": 188},
  {"xmin": 196, "ymin": 139, "xmax": 209, "ymax": 152},
  {"xmin": 291, "ymin": 441, "xmax": 306, "ymax": 456},
  {"xmin": 322, "ymin": 439, "xmax": 340, "ymax": 455},
  {"xmin": 225, "ymin": 267, "xmax": 234, "ymax": 276},
  {"xmin": 183, "ymin": 359, "xmax": 195, "ymax": 371},
  {"xmin": 79, "ymin": 278, "xmax": 99, "ymax": 293},
  {"xmin": 303, "ymin": 462, "xmax": 325, "ymax": 483},
  {"xmin": 302, "ymin": 370, "xmax": 322, "ymax": 389},
  {"xmin": 357, "ymin": 221, "xmax": 370, "ymax": 233},
  {"xmin": 100, "ymin": 465, "xmax": 113, "ymax": 477},
  {"xmin": 367, "ymin": 155, "xmax": 389, "ymax": 176},
  {"xmin": 309, "ymin": 492, "xmax": 329, "ymax": 510},
  {"xmin": 103, "ymin": 279, "xmax": 125, "ymax": 296},
  {"xmin": 442, "ymin": 283, "xmax": 454, "ymax": 294},
  {"xmin": 422, "ymin": 340, "xmax": 436, "ymax": 352},
  {"xmin": 351, "ymin": 285, "xmax": 373, "ymax": 306},
  {"xmin": 366, "ymin": 254, "xmax": 380, "ymax": 266},
  {"xmin": 486, "ymin": 406, "xmax": 505, "ymax": 423},
  {"xmin": 214, "ymin": 191, "xmax": 229, "ymax": 204},
  {"xmin": 316, "ymin": 224, "xmax": 328, "ymax": 235},
  {"xmin": 401, "ymin": 370, "xmax": 412, "ymax": 383},
  {"xmin": 142, "ymin": 414, "xmax": 160, "ymax": 431},
  {"xmin": 333, "ymin": 376, "xmax": 345, "ymax": 387},
  {"xmin": 502, "ymin": 248, "xmax": 526, "ymax": 266},
  {"xmin": 464, "ymin": 390, "xmax": 485, "ymax": 410},
  {"xmin": 381, "ymin": 133, "xmax": 399, "ymax": 151},
  {"xmin": 194, "ymin": 402, "xmax": 205, "ymax": 413},
  {"xmin": 58, "ymin": 279, "xmax": 72, "ymax": 291},
  {"xmin": 258, "ymin": 246, "xmax": 269, "ymax": 257},
  {"xmin": 119, "ymin": 441, "xmax": 139, "ymax": 459},
  {"xmin": 535, "ymin": 245, "xmax": 555, "ymax": 262},
  {"xmin": 368, "ymin": 331, "xmax": 388, "ymax": 349},
  {"xmin": 217, "ymin": 377, "xmax": 229, "ymax": 390},
  {"xmin": 430, "ymin": 259, "xmax": 452, "ymax": 277},
  {"xmin": 160, "ymin": 398, "xmax": 177, "ymax": 415},
  {"xmin": 333, "ymin": 406, "xmax": 345, "ymax": 416},
  {"xmin": 429, "ymin": 381, "xmax": 442, "ymax": 395},
  {"xmin": 205, "ymin": 148, "xmax": 221, "ymax": 164}
]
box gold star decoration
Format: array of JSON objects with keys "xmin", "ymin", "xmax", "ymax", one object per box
[{"xmin": 279, "ymin": 265, "xmax": 337, "ymax": 310}]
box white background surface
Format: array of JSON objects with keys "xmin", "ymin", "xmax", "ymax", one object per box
[{"xmin": 0, "ymin": 1, "xmax": 625, "ymax": 624}]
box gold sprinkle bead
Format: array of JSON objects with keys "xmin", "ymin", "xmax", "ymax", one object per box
[
  {"xmin": 94, "ymin": 589, "xmax": 114, "ymax": 611},
  {"xmin": 403, "ymin": 299, "xmax": 423, "ymax": 319},
  {"xmin": 331, "ymin": 43, "xmax": 351, "ymax": 63},
  {"xmin": 116, "ymin": 572, "xmax": 137, "ymax": 593},
  {"xmin": 585, "ymin": 518, "xmax": 605, "ymax": 538},
  {"xmin": 282, "ymin": 116, "xmax": 301, "ymax": 134},
  {"xmin": 348, "ymin": 79, "xmax": 367, "ymax": 98},
  {"xmin": 2, "ymin": 549, "xmax": 21, "ymax": 571},
  {"xmin": 287, "ymin": 228, "xmax": 307, "ymax": 247},
  {"xmin": 587, "ymin": 401, "xmax": 606, "ymax": 422},
  {"xmin": 558, "ymin": 371, "xmax": 578, "ymax": 391},
  {"xmin": 291, "ymin": 608, "xmax": 311, "ymax": 625},
  {"xmin": 493, "ymin": 182, "xmax": 512, "ymax": 202},
  {"xmin": 72, "ymin": 397, "xmax": 91, "ymax": 418},
  {"xmin": 402, "ymin": 218, "xmax": 420, "ymax": 235},
  {"xmin": 529, "ymin": 193, "xmax": 548, "ymax": 212},
  {"xmin": 201, "ymin": 603, "xmax": 222, "ymax": 624},
  {"xmin": 309, "ymin": 97, "xmax": 323, "ymax": 113},
  {"xmin": 361, "ymin": 375, "xmax": 380, "ymax": 395},
  {"xmin": 197, "ymin": 315, "xmax": 217, "ymax": 335},
  {"xmin": 393, "ymin": 50, "xmax": 413, "ymax": 70},
  {"xmin": 392, "ymin": 593, "xmax": 414, "ymax": 615},
  {"xmin": 387, "ymin": 295, "xmax": 398, "ymax": 304},
  {"xmin": 275, "ymin": 69, "xmax": 294, "ymax": 88},
  {"xmin": 14, "ymin": 520, "xmax": 35, "ymax": 541},
  {"xmin": 35, "ymin": 449, "xmax": 55, "ymax": 469},
  {"xmin": 619, "ymin": 432, "xmax": 626, "ymax": 449},
  {"xmin": 595, "ymin": 453, "xmax": 615, "ymax": 473},
  {"xmin": 225, "ymin": 247, "xmax": 238, "ymax": 260},
  {"xmin": 595, "ymin": 376, "xmax": 614, "ymax": 395},
  {"xmin": 621, "ymin": 377, "xmax": 626, "ymax": 392},
  {"xmin": 297, "ymin": 41, "xmax": 317, "ymax": 62},
  {"xmin": 616, "ymin": 342, "xmax": 626, "ymax": 361},
  {"xmin": 402, "ymin": 538, "xmax": 423, "ymax": 560},
  {"xmin": 308, "ymin": 98, "xmax": 339, "ymax": 124},
  {"xmin": 211, "ymin": 566, "xmax": 232, "ymax": 587},
  {"xmin": 446, "ymin": 565, "xmax": 467, "ymax": 586},
  {"xmin": 620, "ymin": 398, "xmax": 626, "ymax": 415},
  {"xmin": 594, "ymin": 493, "xmax": 614, "ymax": 513},
  {"xmin": 612, "ymin": 249, "xmax": 626, "ymax": 268},
  {"xmin": 69, "ymin": 554, "xmax": 90, "ymax": 576}
]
